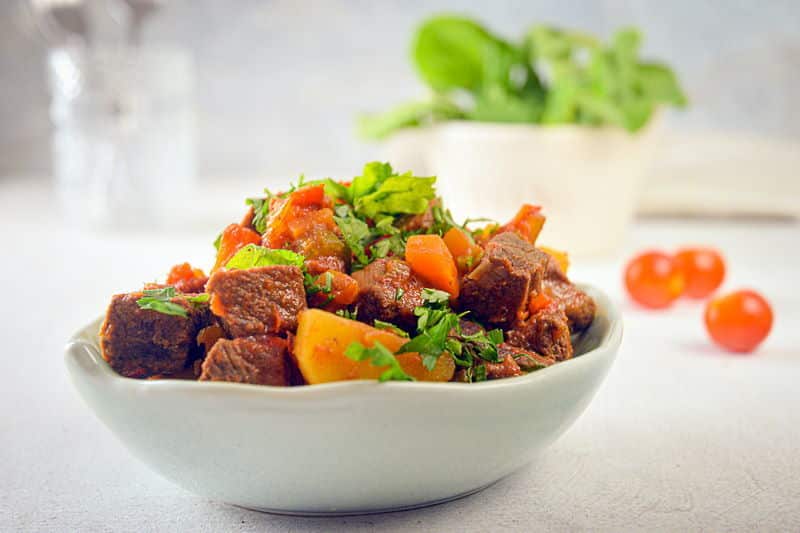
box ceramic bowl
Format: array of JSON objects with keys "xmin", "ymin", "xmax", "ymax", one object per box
[
  {"xmin": 383, "ymin": 120, "xmax": 662, "ymax": 257},
  {"xmin": 65, "ymin": 284, "xmax": 621, "ymax": 515}
]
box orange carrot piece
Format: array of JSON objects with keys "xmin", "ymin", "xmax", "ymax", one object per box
[
  {"xmin": 212, "ymin": 223, "xmax": 262, "ymax": 272},
  {"xmin": 405, "ymin": 234, "xmax": 460, "ymax": 297},
  {"xmin": 289, "ymin": 184, "xmax": 326, "ymax": 207},
  {"xmin": 499, "ymin": 204, "xmax": 546, "ymax": 244},
  {"xmin": 443, "ymin": 227, "xmax": 483, "ymax": 274}
]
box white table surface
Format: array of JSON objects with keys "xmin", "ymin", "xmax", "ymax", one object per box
[{"xmin": 2, "ymin": 177, "xmax": 799, "ymax": 532}]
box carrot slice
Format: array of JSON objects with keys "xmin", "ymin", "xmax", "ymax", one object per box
[
  {"xmin": 405, "ymin": 234, "xmax": 460, "ymax": 297},
  {"xmin": 443, "ymin": 227, "xmax": 483, "ymax": 274}
]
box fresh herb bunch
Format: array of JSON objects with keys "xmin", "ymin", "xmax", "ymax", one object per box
[{"xmin": 358, "ymin": 16, "xmax": 686, "ymax": 139}]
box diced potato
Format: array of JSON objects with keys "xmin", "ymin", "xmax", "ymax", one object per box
[
  {"xmin": 294, "ymin": 309, "xmax": 455, "ymax": 384},
  {"xmin": 538, "ymin": 245, "xmax": 570, "ymax": 275}
]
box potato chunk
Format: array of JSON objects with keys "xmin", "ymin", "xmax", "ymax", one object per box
[{"xmin": 294, "ymin": 309, "xmax": 454, "ymax": 384}]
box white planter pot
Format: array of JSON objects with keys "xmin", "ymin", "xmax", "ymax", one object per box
[{"xmin": 383, "ymin": 120, "xmax": 661, "ymax": 257}]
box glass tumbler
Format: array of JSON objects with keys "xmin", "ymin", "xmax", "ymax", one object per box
[{"xmin": 48, "ymin": 45, "xmax": 195, "ymax": 230}]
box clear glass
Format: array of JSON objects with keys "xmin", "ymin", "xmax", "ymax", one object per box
[{"xmin": 48, "ymin": 45, "xmax": 195, "ymax": 230}]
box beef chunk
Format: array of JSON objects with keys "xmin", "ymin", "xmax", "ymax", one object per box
[
  {"xmin": 498, "ymin": 344, "xmax": 555, "ymax": 372},
  {"xmin": 207, "ymin": 265, "xmax": 306, "ymax": 337},
  {"xmin": 199, "ymin": 336, "xmax": 289, "ymax": 386},
  {"xmin": 304, "ymin": 256, "xmax": 347, "ymax": 275},
  {"xmin": 350, "ymin": 259, "xmax": 425, "ymax": 331},
  {"xmin": 484, "ymin": 354, "xmax": 523, "ymax": 380},
  {"xmin": 507, "ymin": 308, "xmax": 573, "ymax": 361},
  {"xmin": 458, "ymin": 319, "xmax": 485, "ymax": 337},
  {"xmin": 543, "ymin": 257, "xmax": 596, "ymax": 332},
  {"xmin": 460, "ymin": 232, "xmax": 550, "ymax": 326},
  {"xmin": 100, "ymin": 293, "xmax": 208, "ymax": 379}
]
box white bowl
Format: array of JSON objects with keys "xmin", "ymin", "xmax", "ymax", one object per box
[
  {"xmin": 65, "ymin": 284, "xmax": 621, "ymax": 515},
  {"xmin": 384, "ymin": 121, "xmax": 662, "ymax": 257}
]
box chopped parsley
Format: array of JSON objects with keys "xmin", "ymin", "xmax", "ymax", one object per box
[
  {"xmin": 397, "ymin": 288, "xmax": 504, "ymax": 374},
  {"xmin": 225, "ymin": 244, "xmax": 304, "ymax": 270},
  {"xmin": 333, "ymin": 207, "xmax": 372, "ymax": 267},
  {"xmin": 304, "ymin": 271, "xmax": 335, "ymax": 305},
  {"xmin": 394, "ymin": 287, "xmax": 405, "ymax": 301},
  {"xmin": 135, "ymin": 287, "xmax": 209, "ymax": 318},
  {"xmin": 373, "ymin": 319, "xmax": 410, "ymax": 338},
  {"xmin": 245, "ymin": 196, "xmax": 271, "ymax": 234},
  {"xmin": 344, "ymin": 341, "xmax": 414, "ymax": 382},
  {"xmin": 335, "ymin": 307, "xmax": 358, "ymax": 320}
]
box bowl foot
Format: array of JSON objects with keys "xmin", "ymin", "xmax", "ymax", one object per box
[{"xmin": 229, "ymin": 479, "xmax": 500, "ymax": 517}]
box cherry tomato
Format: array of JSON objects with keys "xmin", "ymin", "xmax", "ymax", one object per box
[
  {"xmin": 624, "ymin": 251, "xmax": 685, "ymax": 309},
  {"xmin": 705, "ymin": 290, "xmax": 773, "ymax": 353},
  {"xmin": 674, "ymin": 247, "xmax": 726, "ymax": 299}
]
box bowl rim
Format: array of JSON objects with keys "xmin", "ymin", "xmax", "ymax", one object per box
[{"xmin": 65, "ymin": 283, "xmax": 622, "ymax": 400}]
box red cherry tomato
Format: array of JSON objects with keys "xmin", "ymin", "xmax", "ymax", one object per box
[
  {"xmin": 624, "ymin": 251, "xmax": 685, "ymax": 309},
  {"xmin": 674, "ymin": 247, "xmax": 726, "ymax": 299},
  {"xmin": 705, "ymin": 290, "xmax": 773, "ymax": 353}
]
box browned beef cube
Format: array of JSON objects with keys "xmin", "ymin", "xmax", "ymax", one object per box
[
  {"xmin": 207, "ymin": 265, "xmax": 306, "ymax": 337},
  {"xmin": 350, "ymin": 258, "xmax": 425, "ymax": 331},
  {"xmin": 484, "ymin": 354, "xmax": 523, "ymax": 380},
  {"xmin": 507, "ymin": 307, "xmax": 574, "ymax": 361},
  {"xmin": 498, "ymin": 343, "xmax": 555, "ymax": 372},
  {"xmin": 304, "ymin": 255, "xmax": 347, "ymax": 275},
  {"xmin": 460, "ymin": 232, "xmax": 550, "ymax": 326},
  {"xmin": 100, "ymin": 293, "xmax": 208, "ymax": 379},
  {"xmin": 543, "ymin": 256, "xmax": 596, "ymax": 332},
  {"xmin": 199, "ymin": 336, "xmax": 289, "ymax": 386}
]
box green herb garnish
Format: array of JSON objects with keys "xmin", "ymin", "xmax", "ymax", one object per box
[
  {"xmin": 136, "ymin": 287, "xmax": 189, "ymax": 318},
  {"xmin": 245, "ymin": 196, "xmax": 271, "ymax": 234},
  {"xmin": 225, "ymin": 244, "xmax": 304, "ymax": 270},
  {"xmin": 335, "ymin": 307, "xmax": 359, "ymax": 320},
  {"xmin": 344, "ymin": 341, "xmax": 415, "ymax": 382},
  {"xmin": 373, "ymin": 320, "xmax": 410, "ymax": 338},
  {"xmin": 333, "ymin": 207, "xmax": 372, "ymax": 267}
]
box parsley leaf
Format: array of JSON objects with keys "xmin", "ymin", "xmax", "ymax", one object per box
[
  {"xmin": 373, "ymin": 320, "xmax": 410, "ymax": 338},
  {"xmin": 355, "ymin": 173, "xmax": 436, "ymax": 220},
  {"xmin": 245, "ymin": 196, "xmax": 271, "ymax": 234},
  {"xmin": 474, "ymin": 364, "xmax": 488, "ymax": 382},
  {"xmin": 350, "ymin": 161, "xmax": 394, "ymax": 202},
  {"xmin": 421, "ymin": 288, "xmax": 451, "ymax": 306},
  {"xmin": 185, "ymin": 293, "xmax": 210, "ymax": 304},
  {"xmin": 398, "ymin": 288, "xmax": 459, "ymax": 370},
  {"xmin": 333, "ymin": 210, "xmax": 371, "ymax": 267},
  {"xmin": 225, "ymin": 244, "xmax": 304, "ymax": 270},
  {"xmin": 336, "ymin": 307, "xmax": 359, "ymax": 320},
  {"xmin": 136, "ymin": 287, "xmax": 189, "ymax": 318},
  {"xmin": 344, "ymin": 341, "xmax": 415, "ymax": 382}
]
